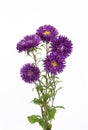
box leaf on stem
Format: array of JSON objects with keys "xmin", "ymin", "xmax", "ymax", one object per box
[
  {"xmin": 42, "ymin": 75, "xmax": 47, "ymax": 80},
  {"xmin": 41, "ymin": 93, "xmax": 52, "ymax": 101},
  {"xmin": 27, "ymin": 115, "xmax": 41, "ymax": 124},
  {"xmin": 46, "ymin": 105, "xmax": 57, "ymax": 120},
  {"xmin": 27, "ymin": 115, "xmax": 46, "ymax": 130},
  {"xmin": 55, "ymin": 87, "xmax": 63, "ymax": 94},
  {"xmin": 32, "ymin": 98, "xmax": 43, "ymax": 105},
  {"xmin": 54, "ymin": 106, "xmax": 65, "ymax": 109},
  {"xmin": 36, "ymin": 85, "xmax": 43, "ymax": 92}
]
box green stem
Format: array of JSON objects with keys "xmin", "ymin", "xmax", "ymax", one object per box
[
  {"xmin": 31, "ymin": 44, "xmax": 52, "ymax": 130},
  {"xmin": 51, "ymin": 74, "xmax": 56, "ymax": 107},
  {"xmin": 32, "ymin": 51, "xmax": 37, "ymax": 66},
  {"xmin": 44, "ymin": 42, "xmax": 52, "ymax": 130},
  {"xmin": 31, "ymin": 50, "xmax": 46, "ymax": 124}
]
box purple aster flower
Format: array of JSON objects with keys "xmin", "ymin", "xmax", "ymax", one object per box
[
  {"xmin": 51, "ymin": 36, "xmax": 73, "ymax": 58},
  {"xmin": 36, "ymin": 25, "xmax": 58, "ymax": 42},
  {"xmin": 20, "ymin": 63, "xmax": 40, "ymax": 83},
  {"xmin": 16, "ymin": 39, "xmax": 27, "ymax": 52},
  {"xmin": 16, "ymin": 34, "xmax": 41, "ymax": 52},
  {"xmin": 43, "ymin": 52, "xmax": 66, "ymax": 75}
]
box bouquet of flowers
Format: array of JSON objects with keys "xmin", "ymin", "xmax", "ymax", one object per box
[{"xmin": 16, "ymin": 25, "xmax": 73, "ymax": 130}]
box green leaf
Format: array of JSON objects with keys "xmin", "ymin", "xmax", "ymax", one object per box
[
  {"xmin": 27, "ymin": 115, "xmax": 41, "ymax": 124},
  {"xmin": 38, "ymin": 79, "xmax": 45, "ymax": 86},
  {"xmin": 54, "ymin": 76, "xmax": 60, "ymax": 79},
  {"xmin": 48, "ymin": 81, "xmax": 54, "ymax": 88},
  {"xmin": 50, "ymin": 107, "xmax": 57, "ymax": 119},
  {"xmin": 46, "ymin": 105, "xmax": 57, "ymax": 120},
  {"xmin": 42, "ymin": 93, "xmax": 51, "ymax": 100},
  {"xmin": 55, "ymin": 80, "xmax": 62, "ymax": 85},
  {"xmin": 32, "ymin": 98, "xmax": 43, "ymax": 105},
  {"xmin": 36, "ymin": 46, "xmax": 42, "ymax": 50},
  {"xmin": 36, "ymin": 85, "xmax": 43, "ymax": 92},
  {"xmin": 27, "ymin": 115, "xmax": 46, "ymax": 130},
  {"xmin": 55, "ymin": 87, "xmax": 63, "ymax": 93},
  {"xmin": 38, "ymin": 118, "xmax": 46, "ymax": 130},
  {"xmin": 40, "ymin": 93, "xmax": 54, "ymax": 102},
  {"xmin": 55, "ymin": 106, "xmax": 65, "ymax": 109},
  {"xmin": 42, "ymin": 75, "xmax": 47, "ymax": 80},
  {"xmin": 40, "ymin": 43, "xmax": 46, "ymax": 49},
  {"xmin": 37, "ymin": 58, "xmax": 43, "ymax": 64}
]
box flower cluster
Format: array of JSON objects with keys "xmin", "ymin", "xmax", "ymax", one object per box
[
  {"xmin": 16, "ymin": 25, "xmax": 73, "ymax": 130},
  {"xmin": 16, "ymin": 25, "xmax": 73, "ymax": 83}
]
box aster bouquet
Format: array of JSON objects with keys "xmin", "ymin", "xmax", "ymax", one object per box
[{"xmin": 16, "ymin": 25, "xmax": 73, "ymax": 130}]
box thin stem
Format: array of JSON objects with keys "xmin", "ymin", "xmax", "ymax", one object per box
[
  {"xmin": 32, "ymin": 51, "xmax": 37, "ymax": 66},
  {"xmin": 31, "ymin": 50, "xmax": 46, "ymax": 122},
  {"xmin": 44, "ymin": 43, "xmax": 51, "ymax": 130},
  {"xmin": 51, "ymin": 74, "xmax": 56, "ymax": 107},
  {"xmin": 31, "ymin": 44, "xmax": 52, "ymax": 130},
  {"xmin": 45, "ymin": 42, "xmax": 50, "ymax": 55}
]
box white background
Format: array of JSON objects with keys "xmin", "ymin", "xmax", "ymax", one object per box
[{"xmin": 0, "ymin": 0, "xmax": 88, "ymax": 130}]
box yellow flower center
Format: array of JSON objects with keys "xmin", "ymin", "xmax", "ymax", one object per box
[
  {"xmin": 51, "ymin": 61, "xmax": 58, "ymax": 67},
  {"xmin": 43, "ymin": 31, "xmax": 51, "ymax": 35}
]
